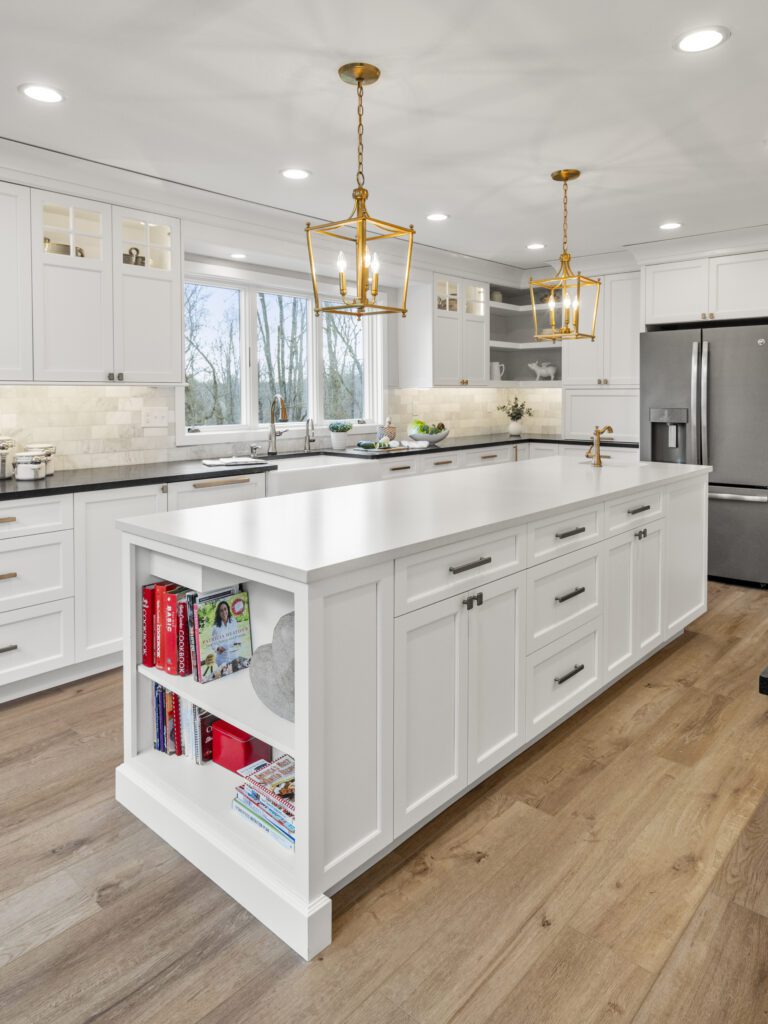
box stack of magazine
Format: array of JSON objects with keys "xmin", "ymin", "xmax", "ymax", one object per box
[{"xmin": 233, "ymin": 755, "xmax": 296, "ymax": 850}]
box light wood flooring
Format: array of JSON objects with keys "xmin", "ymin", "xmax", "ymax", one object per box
[{"xmin": 3, "ymin": 580, "xmax": 768, "ymax": 1023}]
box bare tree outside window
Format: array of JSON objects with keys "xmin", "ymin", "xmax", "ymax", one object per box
[
  {"xmin": 256, "ymin": 293, "xmax": 309, "ymax": 422},
  {"xmin": 184, "ymin": 283, "xmax": 242, "ymax": 427},
  {"xmin": 322, "ymin": 312, "xmax": 364, "ymax": 420}
]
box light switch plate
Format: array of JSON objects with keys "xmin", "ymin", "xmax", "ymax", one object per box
[{"xmin": 141, "ymin": 407, "xmax": 169, "ymax": 428}]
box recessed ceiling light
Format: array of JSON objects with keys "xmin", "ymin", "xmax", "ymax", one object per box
[
  {"xmin": 527, "ymin": 242, "xmax": 545, "ymax": 250},
  {"xmin": 659, "ymin": 222, "xmax": 682, "ymax": 231},
  {"xmin": 426, "ymin": 212, "xmax": 449, "ymax": 222},
  {"xmin": 229, "ymin": 253, "xmax": 247, "ymax": 260},
  {"xmin": 676, "ymin": 27, "xmax": 730, "ymax": 52},
  {"xmin": 281, "ymin": 168, "xmax": 310, "ymax": 180},
  {"xmin": 19, "ymin": 83, "xmax": 64, "ymax": 103}
]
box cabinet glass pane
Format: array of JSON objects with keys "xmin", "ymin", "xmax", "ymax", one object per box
[
  {"xmin": 74, "ymin": 235, "xmax": 101, "ymax": 260},
  {"xmin": 73, "ymin": 207, "xmax": 102, "ymax": 235},
  {"xmin": 43, "ymin": 229, "xmax": 71, "ymax": 253},
  {"xmin": 436, "ymin": 278, "xmax": 459, "ymax": 313},
  {"xmin": 465, "ymin": 285, "xmax": 485, "ymax": 317},
  {"xmin": 149, "ymin": 246, "xmax": 172, "ymax": 271},
  {"xmin": 122, "ymin": 218, "xmax": 146, "ymax": 245},
  {"xmin": 122, "ymin": 242, "xmax": 147, "ymax": 266},
  {"xmin": 148, "ymin": 222, "xmax": 172, "ymax": 247},
  {"xmin": 42, "ymin": 204, "xmax": 70, "ymax": 230}
]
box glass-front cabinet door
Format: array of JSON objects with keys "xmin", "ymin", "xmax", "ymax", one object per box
[
  {"xmin": 435, "ymin": 277, "xmax": 459, "ymax": 316},
  {"xmin": 463, "ymin": 282, "xmax": 487, "ymax": 320},
  {"xmin": 32, "ymin": 190, "xmax": 114, "ymax": 382},
  {"xmin": 112, "ymin": 207, "xmax": 182, "ymax": 383}
]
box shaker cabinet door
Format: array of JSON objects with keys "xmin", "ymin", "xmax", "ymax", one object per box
[{"xmin": 0, "ymin": 182, "xmax": 32, "ymax": 381}]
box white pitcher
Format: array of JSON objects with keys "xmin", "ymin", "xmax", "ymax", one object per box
[{"xmin": 490, "ymin": 362, "xmax": 506, "ymax": 381}]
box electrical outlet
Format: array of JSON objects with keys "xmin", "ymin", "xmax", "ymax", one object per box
[{"xmin": 141, "ymin": 407, "xmax": 169, "ymax": 428}]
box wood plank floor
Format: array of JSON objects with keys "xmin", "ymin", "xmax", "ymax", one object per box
[{"xmin": 2, "ymin": 580, "xmax": 768, "ymax": 1023}]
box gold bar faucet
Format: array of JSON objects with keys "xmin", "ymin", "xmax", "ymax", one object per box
[{"xmin": 585, "ymin": 424, "xmax": 614, "ymax": 467}]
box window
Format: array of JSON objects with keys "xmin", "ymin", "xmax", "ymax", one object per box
[
  {"xmin": 184, "ymin": 282, "xmax": 243, "ymax": 428},
  {"xmin": 182, "ymin": 273, "xmax": 381, "ymax": 437}
]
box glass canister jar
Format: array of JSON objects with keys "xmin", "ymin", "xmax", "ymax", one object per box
[
  {"xmin": 24, "ymin": 444, "xmax": 56, "ymax": 474},
  {"xmin": 0, "ymin": 438, "xmax": 16, "ymax": 480},
  {"xmin": 14, "ymin": 453, "xmax": 46, "ymax": 481}
]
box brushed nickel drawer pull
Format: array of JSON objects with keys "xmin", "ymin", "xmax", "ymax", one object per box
[
  {"xmin": 389, "ymin": 465, "xmax": 411, "ymax": 472},
  {"xmin": 480, "ymin": 453, "xmax": 498, "ymax": 460},
  {"xmin": 0, "ymin": 516, "xmax": 17, "ymax": 524},
  {"xmin": 192, "ymin": 476, "xmax": 251, "ymax": 489},
  {"xmin": 555, "ymin": 526, "xmax": 586, "ymax": 540},
  {"xmin": 0, "ymin": 572, "xmax": 18, "ymax": 581},
  {"xmin": 433, "ymin": 459, "xmax": 453, "ymax": 466},
  {"xmin": 554, "ymin": 663, "xmax": 585, "ymax": 685},
  {"xmin": 627, "ymin": 504, "xmax": 651, "ymax": 515},
  {"xmin": 449, "ymin": 556, "xmax": 492, "ymax": 575},
  {"xmin": 555, "ymin": 585, "xmax": 586, "ymax": 604},
  {"xmin": 0, "ymin": 643, "xmax": 18, "ymax": 655}
]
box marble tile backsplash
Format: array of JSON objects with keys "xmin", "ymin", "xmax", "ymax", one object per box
[{"xmin": 384, "ymin": 387, "xmax": 563, "ymax": 439}]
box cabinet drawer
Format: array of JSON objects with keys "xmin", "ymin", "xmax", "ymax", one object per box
[
  {"xmin": 457, "ymin": 447, "xmax": 511, "ymax": 468},
  {"xmin": 527, "ymin": 503, "xmax": 603, "ymax": 565},
  {"xmin": 167, "ymin": 474, "xmax": 266, "ymax": 510},
  {"xmin": 0, "ymin": 598, "xmax": 74, "ymax": 687},
  {"xmin": 379, "ymin": 458, "xmax": 422, "ymax": 479},
  {"xmin": 395, "ymin": 527, "xmax": 525, "ymax": 615},
  {"xmin": 529, "ymin": 443, "xmax": 559, "ymax": 459},
  {"xmin": 421, "ymin": 453, "xmax": 460, "ymax": 473},
  {"xmin": 605, "ymin": 488, "xmax": 664, "ymax": 535},
  {"xmin": 527, "ymin": 546, "xmax": 601, "ymax": 653},
  {"xmin": 0, "ymin": 494, "xmax": 73, "ymax": 539},
  {"xmin": 526, "ymin": 618, "xmax": 601, "ymax": 737},
  {"xmin": 0, "ymin": 530, "xmax": 74, "ymax": 613}
]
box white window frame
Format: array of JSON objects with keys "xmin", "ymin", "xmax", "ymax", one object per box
[{"xmin": 176, "ymin": 264, "xmax": 384, "ymax": 446}]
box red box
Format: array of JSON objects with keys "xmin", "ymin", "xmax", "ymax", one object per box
[{"xmin": 211, "ymin": 720, "xmax": 271, "ymax": 773}]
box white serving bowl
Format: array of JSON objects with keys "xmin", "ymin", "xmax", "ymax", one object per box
[{"xmin": 408, "ymin": 428, "xmax": 450, "ymax": 444}]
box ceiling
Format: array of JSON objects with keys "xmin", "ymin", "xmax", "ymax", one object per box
[{"xmin": 2, "ymin": 0, "xmax": 766, "ymax": 268}]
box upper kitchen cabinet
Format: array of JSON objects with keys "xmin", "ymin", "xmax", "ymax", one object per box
[
  {"xmin": 644, "ymin": 252, "xmax": 768, "ymax": 324},
  {"xmin": 0, "ymin": 183, "xmax": 33, "ymax": 380},
  {"xmin": 562, "ymin": 272, "xmax": 640, "ymax": 387},
  {"xmin": 113, "ymin": 207, "xmax": 182, "ymax": 383},
  {"xmin": 398, "ymin": 275, "xmax": 489, "ymax": 387},
  {"xmin": 32, "ymin": 190, "xmax": 114, "ymax": 382}
]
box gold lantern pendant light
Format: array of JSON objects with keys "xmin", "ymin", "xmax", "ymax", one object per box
[
  {"xmin": 530, "ymin": 169, "xmax": 600, "ymax": 342},
  {"xmin": 305, "ymin": 63, "xmax": 415, "ymax": 319}
]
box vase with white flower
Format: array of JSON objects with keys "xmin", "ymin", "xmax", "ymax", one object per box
[{"xmin": 497, "ymin": 397, "xmax": 533, "ymax": 436}]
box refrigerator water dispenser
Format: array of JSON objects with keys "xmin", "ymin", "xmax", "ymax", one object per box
[{"xmin": 649, "ymin": 407, "xmax": 688, "ymax": 464}]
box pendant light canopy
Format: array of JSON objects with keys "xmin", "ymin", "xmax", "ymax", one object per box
[
  {"xmin": 305, "ymin": 63, "xmax": 415, "ymax": 319},
  {"xmin": 529, "ymin": 170, "xmax": 601, "ymax": 342}
]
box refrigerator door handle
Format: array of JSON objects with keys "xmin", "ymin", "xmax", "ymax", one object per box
[
  {"xmin": 701, "ymin": 340, "xmax": 710, "ymax": 466},
  {"xmin": 690, "ymin": 340, "xmax": 701, "ymax": 464},
  {"xmin": 709, "ymin": 492, "xmax": 768, "ymax": 503}
]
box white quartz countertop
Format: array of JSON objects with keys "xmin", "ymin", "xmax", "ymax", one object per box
[{"xmin": 119, "ymin": 458, "xmax": 710, "ymax": 583}]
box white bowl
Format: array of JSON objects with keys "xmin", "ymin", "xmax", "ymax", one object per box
[{"xmin": 408, "ymin": 428, "xmax": 450, "ymax": 444}]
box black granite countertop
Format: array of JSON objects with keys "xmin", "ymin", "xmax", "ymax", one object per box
[
  {"xmin": 331, "ymin": 433, "xmax": 640, "ymax": 459},
  {"xmin": 0, "ymin": 434, "xmax": 639, "ymax": 500},
  {"xmin": 0, "ymin": 459, "xmax": 275, "ymax": 501}
]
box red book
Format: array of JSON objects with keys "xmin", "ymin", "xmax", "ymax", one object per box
[
  {"xmin": 154, "ymin": 581, "xmax": 172, "ymax": 668},
  {"xmin": 141, "ymin": 584, "xmax": 156, "ymax": 667},
  {"xmin": 172, "ymin": 692, "xmax": 183, "ymax": 756},
  {"xmin": 164, "ymin": 587, "xmax": 182, "ymax": 676},
  {"xmin": 177, "ymin": 597, "xmax": 191, "ymax": 677}
]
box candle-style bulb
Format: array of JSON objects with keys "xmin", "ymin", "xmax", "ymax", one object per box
[
  {"xmin": 364, "ymin": 247, "xmax": 371, "ymax": 269},
  {"xmin": 371, "ymin": 253, "xmax": 380, "ymax": 274},
  {"xmin": 337, "ymin": 251, "xmax": 347, "ymax": 274}
]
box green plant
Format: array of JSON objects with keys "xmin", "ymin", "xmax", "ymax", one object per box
[
  {"xmin": 497, "ymin": 398, "xmax": 533, "ymax": 422},
  {"xmin": 328, "ymin": 420, "xmax": 353, "ymax": 432}
]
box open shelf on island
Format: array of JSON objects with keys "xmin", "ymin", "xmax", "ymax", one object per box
[
  {"xmin": 138, "ymin": 663, "xmax": 295, "ymax": 756},
  {"xmin": 124, "ymin": 749, "xmax": 295, "ymax": 871}
]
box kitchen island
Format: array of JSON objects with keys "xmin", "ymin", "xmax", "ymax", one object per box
[{"xmin": 116, "ymin": 457, "xmax": 709, "ymax": 959}]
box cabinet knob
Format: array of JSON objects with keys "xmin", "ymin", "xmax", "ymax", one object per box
[
  {"xmin": 701, "ymin": 313, "xmax": 707, "ymax": 320},
  {"xmin": 709, "ymin": 313, "xmax": 715, "ymax": 319},
  {"xmin": 107, "ymin": 372, "xmax": 115, "ymax": 381},
  {"xmin": 117, "ymin": 372, "xmax": 124, "ymax": 381}
]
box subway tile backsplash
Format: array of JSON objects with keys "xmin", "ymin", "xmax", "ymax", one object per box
[{"xmin": 0, "ymin": 384, "xmax": 563, "ymax": 470}]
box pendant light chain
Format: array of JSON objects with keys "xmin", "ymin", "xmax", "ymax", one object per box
[
  {"xmin": 562, "ymin": 179, "xmax": 568, "ymax": 254},
  {"xmin": 356, "ymin": 79, "xmax": 365, "ymax": 188}
]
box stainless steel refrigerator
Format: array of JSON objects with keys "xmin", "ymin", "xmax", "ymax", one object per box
[{"xmin": 640, "ymin": 325, "xmax": 768, "ymax": 585}]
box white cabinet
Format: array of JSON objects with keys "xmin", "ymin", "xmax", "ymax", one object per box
[
  {"xmin": 394, "ymin": 593, "xmax": 467, "ymax": 836},
  {"xmin": 644, "ymin": 253, "xmax": 768, "ymax": 324},
  {"xmin": 74, "ymin": 485, "xmax": 167, "ymax": 661},
  {"xmin": 32, "ymin": 190, "xmax": 114, "ymax": 382},
  {"xmin": 563, "ymin": 388, "xmax": 639, "ymax": 442},
  {"xmin": 398, "ymin": 276, "xmax": 489, "ymax": 387},
  {"xmin": 603, "ymin": 518, "xmax": 665, "ymax": 683},
  {"xmin": 529, "ymin": 442, "xmax": 559, "ymax": 458},
  {"xmin": 526, "ymin": 617, "xmax": 601, "ymax": 737},
  {"xmin": 167, "ymin": 474, "xmax": 265, "ymax": 510},
  {"xmin": 113, "ymin": 207, "xmax": 182, "ymax": 383},
  {"xmin": 665, "ymin": 476, "xmax": 708, "ymax": 634},
  {"xmin": 644, "ymin": 260, "xmax": 709, "ymax": 325},
  {"xmin": 562, "ymin": 272, "xmax": 640, "ymax": 387},
  {"xmin": 467, "ymin": 573, "xmax": 525, "ymax": 782},
  {"xmin": 0, "ymin": 182, "xmax": 32, "ymax": 380}
]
